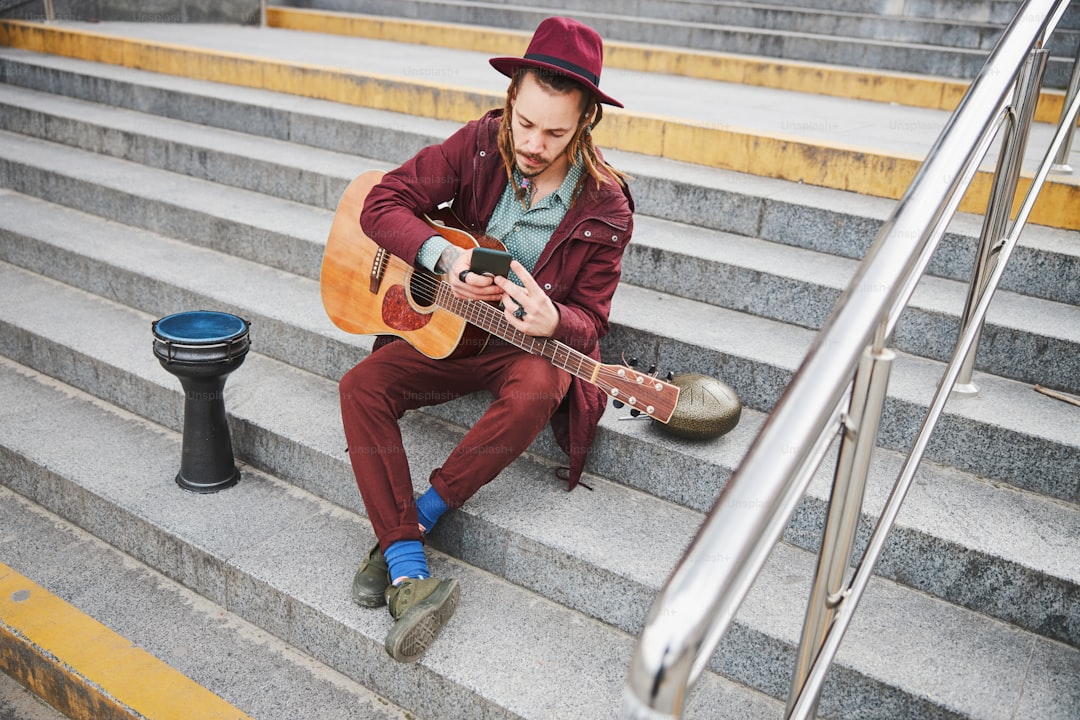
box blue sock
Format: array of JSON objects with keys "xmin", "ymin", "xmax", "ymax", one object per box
[
  {"xmin": 415, "ymin": 487, "xmax": 449, "ymax": 533},
  {"xmin": 384, "ymin": 540, "xmax": 429, "ymax": 583}
]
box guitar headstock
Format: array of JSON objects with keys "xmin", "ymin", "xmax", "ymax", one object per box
[{"xmin": 596, "ymin": 358, "xmax": 680, "ymax": 424}]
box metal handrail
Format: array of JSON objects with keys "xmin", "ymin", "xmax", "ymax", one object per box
[{"xmin": 623, "ymin": 0, "xmax": 1078, "ymax": 717}]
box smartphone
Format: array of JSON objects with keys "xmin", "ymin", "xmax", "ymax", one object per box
[{"xmin": 470, "ymin": 247, "xmax": 512, "ymax": 278}]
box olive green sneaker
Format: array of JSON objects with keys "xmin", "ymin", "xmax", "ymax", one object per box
[
  {"xmin": 351, "ymin": 543, "xmax": 390, "ymax": 608},
  {"xmin": 383, "ymin": 577, "xmax": 460, "ymax": 663}
]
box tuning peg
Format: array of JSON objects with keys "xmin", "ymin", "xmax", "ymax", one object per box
[
  {"xmin": 648, "ymin": 364, "xmax": 657, "ymax": 375},
  {"xmin": 628, "ymin": 357, "xmax": 638, "ymax": 368},
  {"xmin": 612, "ymin": 399, "xmax": 625, "ymax": 408},
  {"xmin": 630, "ymin": 408, "xmax": 641, "ymax": 417},
  {"xmin": 666, "ymin": 371, "xmax": 674, "ymax": 381}
]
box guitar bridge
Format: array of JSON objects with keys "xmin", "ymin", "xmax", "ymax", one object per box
[{"xmin": 369, "ymin": 247, "xmax": 389, "ymax": 293}]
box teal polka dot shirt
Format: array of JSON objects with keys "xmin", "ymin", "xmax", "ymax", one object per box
[{"xmin": 417, "ymin": 160, "xmax": 585, "ymax": 285}]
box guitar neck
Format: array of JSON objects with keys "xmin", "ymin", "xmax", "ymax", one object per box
[
  {"xmin": 419, "ymin": 270, "xmax": 678, "ymax": 423},
  {"xmin": 431, "ymin": 274, "xmax": 600, "ymax": 383}
]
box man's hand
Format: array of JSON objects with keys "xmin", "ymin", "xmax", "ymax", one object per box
[{"xmin": 495, "ymin": 260, "xmax": 560, "ymax": 337}]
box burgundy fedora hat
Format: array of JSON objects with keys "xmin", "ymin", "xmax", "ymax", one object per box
[{"xmin": 490, "ymin": 16, "xmax": 622, "ymax": 108}]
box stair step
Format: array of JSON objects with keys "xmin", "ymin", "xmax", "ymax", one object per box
[
  {"xmin": 607, "ymin": 281, "xmax": 1080, "ymax": 504},
  {"xmin": 0, "ymin": 209, "xmax": 1076, "ymax": 649},
  {"xmin": 285, "ymin": 0, "xmax": 1077, "ymax": 82},
  {"xmin": 0, "ymin": 144, "xmax": 1076, "ymax": 502},
  {"xmin": 2, "ymin": 310, "xmax": 1078, "ymax": 718},
  {"xmin": 628, "ymin": 213, "xmax": 1080, "ymax": 394},
  {"xmin": 0, "ymin": 59, "xmax": 1076, "ymax": 621},
  {"xmin": 0, "ymin": 496, "xmax": 413, "ymax": 719},
  {"xmin": 0, "ymin": 70, "xmax": 1078, "ymax": 395},
  {"xmin": 735, "ymin": 0, "xmax": 1022, "ymax": 24},
  {"xmin": 0, "ymin": 354, "xmax": 784, "ymax": 720},
  {"xmin": 1, "ymin": 49, "xmax": 1076, "ymax": 311},
  {"xmin": 0, "ymin": 14, "xmax": 1077, "ymax": 718},
  {"xmin": 263, "ymin": 5, "xmax": 1072, "ymax": 122},
  {"xmin": 341, "ymin": 0, "xmax": 1007, "ymax": 49},
  {"xmin": 1, "ymin": 21, "xmax": 1075, "ymax": 232},
  {"xmin": 0, "ymin": 669, "xmax": 69, "ymax": 720},
  {"xmin": 3, "ymin": 79, "xmax": 1078, "ymax": 395},
  {"xmin": 595, "ymin": 0, "xmax": 1077, "ymax": 27}
]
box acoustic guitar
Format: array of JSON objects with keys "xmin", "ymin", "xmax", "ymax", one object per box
[{"xmin": 320, "ymin": 171, "xmax": 679, "ymax": 423}]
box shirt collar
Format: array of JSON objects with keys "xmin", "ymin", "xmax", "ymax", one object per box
[{"xmin": 512, "ymin": 157, "xmax": 585, "ymax": 208}]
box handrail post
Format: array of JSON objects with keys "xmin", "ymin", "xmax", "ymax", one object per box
[
  {"xmin": 42, "ymin": 0, "xmax": 54, "ymax": 22},
  {"xmin": 785, "ymin": 339, "xmax": 894, "ymax": 719},
  {"xmin": 954, "ymin": 47, "xmax": 1049, "ymax": 394},
  {"xmin": 1051, "ymin": 40, "xmax": 1080, "ymax": 173}
]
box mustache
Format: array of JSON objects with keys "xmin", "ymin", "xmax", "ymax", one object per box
[{"xmin": 517, "ymin": 150, "xmax": 546, "ymax": 164}]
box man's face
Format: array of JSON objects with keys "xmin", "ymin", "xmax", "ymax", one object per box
[{"xmin": 510, "ymin": 71, "xmax": 585, "ymax": 182}]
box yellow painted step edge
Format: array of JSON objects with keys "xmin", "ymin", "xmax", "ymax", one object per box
[
  {"xmin": 1, "ymin": 19, "xmax": 1075, "ymax": 231},
  {"xmin": 266, "ymin": 6, "xmax": 1071, "ymax": 126},
  {"xmin": 0, "ymin": 562, "xmax": 251, "ymax": 720}
]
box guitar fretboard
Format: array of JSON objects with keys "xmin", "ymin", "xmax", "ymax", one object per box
[{"xmin": 430, "ymin": 274, "xmax": 599, "ymax": 384}]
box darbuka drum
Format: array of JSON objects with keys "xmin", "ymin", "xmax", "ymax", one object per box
[{"xmin": 152, "ymin": 310, "xmax": 250, "ymax": 493}]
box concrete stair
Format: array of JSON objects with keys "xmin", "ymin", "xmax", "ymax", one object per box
[
  {"xmin": 0, "ymin": 13, "xmax": 1078, "ymax": 720},
  {"xmin": 278, "ymin": 0, "xmax": 1080, "ymax": 86},
  {"xmin": 0, "ymin": 481, "xmax": 417, "ymax": 720},
  {"xmin": 0, "ymin": 0, "xmax": 263, "ymax": 24}
]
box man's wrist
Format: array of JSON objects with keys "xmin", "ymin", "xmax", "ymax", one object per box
[
  {"xmin": 435, "ymin": 246, "xmax": 463, "ymax": 274},
  {"xmin": 416, "ymin": 236, "xmax": 453, "ymax": 273}
]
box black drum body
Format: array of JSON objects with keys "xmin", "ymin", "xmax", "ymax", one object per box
[{"xmin": 152, "ymin": 310, "xmax": 250, "ymax": 493}]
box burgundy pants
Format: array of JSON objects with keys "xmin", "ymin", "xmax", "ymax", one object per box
[{"xmin": 339, "ymin": 339, "xmax": 572, "ymax": 551}]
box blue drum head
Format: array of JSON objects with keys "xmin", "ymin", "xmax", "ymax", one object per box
[{"xmin": 154, "ymin": 311, "xmax": 248, "ymax": 344}]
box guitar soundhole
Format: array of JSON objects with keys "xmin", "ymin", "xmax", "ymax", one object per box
[{"xmin": 407, "ymin": 268, "xmax": 438, "ymax": 309}]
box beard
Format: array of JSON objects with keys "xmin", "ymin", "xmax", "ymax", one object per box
[{"xmin": 515, "ymin": 150, "xmax": 555, "ymax": 179}]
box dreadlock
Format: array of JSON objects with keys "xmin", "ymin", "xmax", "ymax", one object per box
[{"xmin": 497, "ymin": 67, "xmax": 629, "ymax": 207}]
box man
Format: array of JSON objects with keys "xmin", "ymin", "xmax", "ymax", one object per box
[{"xmin": 339, "ymin": 16, "xmax": 633, "ymax": 662}]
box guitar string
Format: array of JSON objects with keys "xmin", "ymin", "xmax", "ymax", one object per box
[
  {"xmin": 399, "ymin": 267, "xmax": 672, "ymax": 417},
  {"xmin": 406, "ymin": 269, "xmax": 593, "ymax": 377},
  {"xmin": 404, "ymin": 269, "xmax": 670, "ymax": 414}
]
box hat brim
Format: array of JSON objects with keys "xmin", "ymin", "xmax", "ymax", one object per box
[{"xmin": 490, "ymin": 57, "xmax": 623, "ymax": 108}]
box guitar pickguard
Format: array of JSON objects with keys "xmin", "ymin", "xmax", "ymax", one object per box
[{"xmin": 381, "ymin": 285, "xmax": 432, "ymax": 332}]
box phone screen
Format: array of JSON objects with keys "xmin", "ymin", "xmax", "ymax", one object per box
[{"xmin": 470, "ymin": 248, "xmax": 512, "ymax": 277}]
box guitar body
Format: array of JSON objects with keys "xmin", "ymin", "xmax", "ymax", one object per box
[{"xmin": 321, "ymin": 170, "xmax": 499, "ymax": 359}]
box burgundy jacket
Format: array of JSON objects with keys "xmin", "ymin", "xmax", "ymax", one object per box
[{"xmin": 360, "ymin": 109, "xmax": 635, "ymax": 489}]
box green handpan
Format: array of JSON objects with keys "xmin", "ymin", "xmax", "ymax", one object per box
[{"xmin": 658, "ymin": 373, "xmax": 742, "ymax": 440}]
